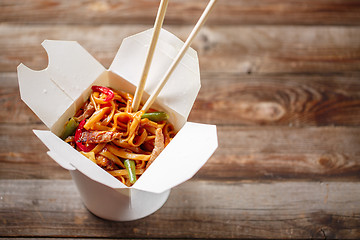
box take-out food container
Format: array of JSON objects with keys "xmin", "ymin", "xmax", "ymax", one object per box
[{"xmin": 17, "ymin": 28, "xmax": 218, "ymax": 221}]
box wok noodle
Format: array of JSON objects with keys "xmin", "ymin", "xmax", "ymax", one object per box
[{"xmin": 62, "ymin": 86, "xmax": 176, "ymax": 186}]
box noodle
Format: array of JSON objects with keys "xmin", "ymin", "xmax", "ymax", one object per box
[{"xmin": 63, "ymin": 86, "xmax": 176, "ymax": 186}]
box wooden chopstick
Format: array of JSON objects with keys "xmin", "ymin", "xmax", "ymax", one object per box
[
  {"xmin": 132, "ymin": 0, "xmax": 169, "ymax": 112},
  {"xmin": 141, "ymin": 0, "xmax": 218, "ymax": 113}
]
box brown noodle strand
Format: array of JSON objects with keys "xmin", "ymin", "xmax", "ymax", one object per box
[{"xmin": 107, "ymin": 144, "xmax": 150, "ymax": 161}]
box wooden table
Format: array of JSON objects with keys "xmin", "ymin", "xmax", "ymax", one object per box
[{"xmin": 1, "ymin": 0, "xmax": 360, "ymax": 239}]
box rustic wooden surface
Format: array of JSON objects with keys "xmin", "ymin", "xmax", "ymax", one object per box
[{"xmin": 1, "ymin": 0, "xmax": 360, "ymax": 239}]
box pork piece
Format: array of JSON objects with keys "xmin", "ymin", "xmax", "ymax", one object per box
[
  {"xmin": 96, "ymin": 155, "xmax": 116, "ymax": 170},
  {"xmin": 76, "ymin": 102, "xmax": 95, "ymax": 122},
  {"xmin": 146, "ymin": 128, "xmax": 165, "ymax": 169},
  {"xmin": 78, "ymin": 131, "xmax": 122, "ymax": 143},
  {"xmin": 64, "ymin": 136, "xmax": 75, "ymax": 148}
]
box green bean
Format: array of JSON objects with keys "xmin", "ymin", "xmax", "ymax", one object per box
[
  {"xmin": 124, "ymin": 159, "xmax": 137, "ymax": 184},
  {"xmin": 141, "ymin": 112, "xmax": 168, "ymax": 122},
  {"xmin": 61, "ymin": 117, "xmax": 79, "ymax": 140}
]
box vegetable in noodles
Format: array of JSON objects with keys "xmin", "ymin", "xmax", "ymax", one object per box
[{"xmin": 63, "ymin": 86, "xmax": 176, "ymax": 186}]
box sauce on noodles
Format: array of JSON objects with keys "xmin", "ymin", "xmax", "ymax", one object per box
[{"xmin": 62, "ymin": 86, "xmax": 176, "ymax": 186}]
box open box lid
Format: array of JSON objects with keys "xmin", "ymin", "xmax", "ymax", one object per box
[
  {"xmin": 18, "ymin": 29, "xmax": 200, "ymax": 130},
  {"xmin": 17, "ymin": 40, "xmax": 105, "ymax": 129},
  {"xmin": 109, "ymin": 29, "xmax": 200, "ymax": 120},
  {"xmin": 17, "ymin": 28, "xmax": 218, "ymax": 193}
]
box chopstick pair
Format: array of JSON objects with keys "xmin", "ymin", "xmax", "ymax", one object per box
[{"xmin": 132, "ymin": 0, "xmax": 218, "ymax": 112}]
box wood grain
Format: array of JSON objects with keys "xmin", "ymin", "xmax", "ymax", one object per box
[
  {"xmin": 190, "ymin": 72, "xmax": 360, "ymax": 126},
  {"xmin": 1, "ymin": 179, "xmax": 359, "ymax": 239},
  {"xmin": 202, "ymin": 125, "xmax": 360, "ymax": 181},
  {"xmin": 0, "ymin": 73, "xmax": 41, "ymax": 124},
  {"xmin": 1, "ymin": 24, "xmax": 359, "ymax": 73},
  {"xmin": 1, "ymin": 124, "xmax": 359, "ymax": 181},
  {"xmin": 1, "ymin": 0, "xmax": 360, "ymax": 26},
  {"xmin": 3, "ymin": 72, "xmax": 360, "ymax": 126},
  {"xmin": 1, "ymin": 0, "xmax": 360, "ymax": 238}
]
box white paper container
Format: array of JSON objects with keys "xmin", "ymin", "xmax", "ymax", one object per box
[{"xmin": 17, "ymin": 28, "xmax": 218, "ymax": 221}]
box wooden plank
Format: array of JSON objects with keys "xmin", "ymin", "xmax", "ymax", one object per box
[
  {"xmin": 3, "ymin": 71, "xmax": 360, "ymax": 126},
  {"xmin": 1, "ymin": 24, "xmax": 360, "ymax": 73},
  {"xmin": 0, "ymin": 73, "xmax": 41, "ymax": 124},
  {"xmin": 0, "ymin": 162, "xmax": 70, "ymax": 180},
  {"xmin": 0, "ymin": 179, "xmax": 359, "ymax": 238},
  {"xmin": 1, "ymin": 124, "xmax": 359, "ymax": 181},
  {"xmin": 1, "ymin": 0, "xmax": 360, "ymax": 26},
  {"xmin": 201, "ymin": 125, "xmax": 360, "ymax": 181},
  {"xmin": 189, "ymin": 72, "xmax": 360, "ymax": 126}
]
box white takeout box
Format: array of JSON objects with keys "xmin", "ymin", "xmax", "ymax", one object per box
[{"xmin": 17, "ymin": 28, "xmax": 218, "ymax": 221}]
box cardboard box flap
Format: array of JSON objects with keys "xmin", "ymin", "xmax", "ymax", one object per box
[
  {"xmin": 133, "ymin": 122, "xmax": 218, "ymax": 193},
  {"xmin": 34, "ymin": 130, "xmax": 126, "ymax": 189},
  {"xmin": 42, "ymin": 40, "xmax": 105, "ymax": 101},
  {"xmin": 18, "ymin": 40, "xmax": 105, "ymax": 129},
  {"xmin": 109, "ymin": 28, "xmax": 200, "ymax": 120},
  {"xmin": 47, "ymin": 151, "xmax": 76, "ymax": 171},
  {"xmin": 17, "ymin": 64, "xmax": 73, "ymax": 129}
]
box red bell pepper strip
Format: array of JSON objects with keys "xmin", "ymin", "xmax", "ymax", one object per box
[
  {"xmin": 75, "ymin": 120, "xmax": 95, "ymax": 152},
  {"xmin": 91, "ymin": 86, "xmax": 114, "ymax": 102}
]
